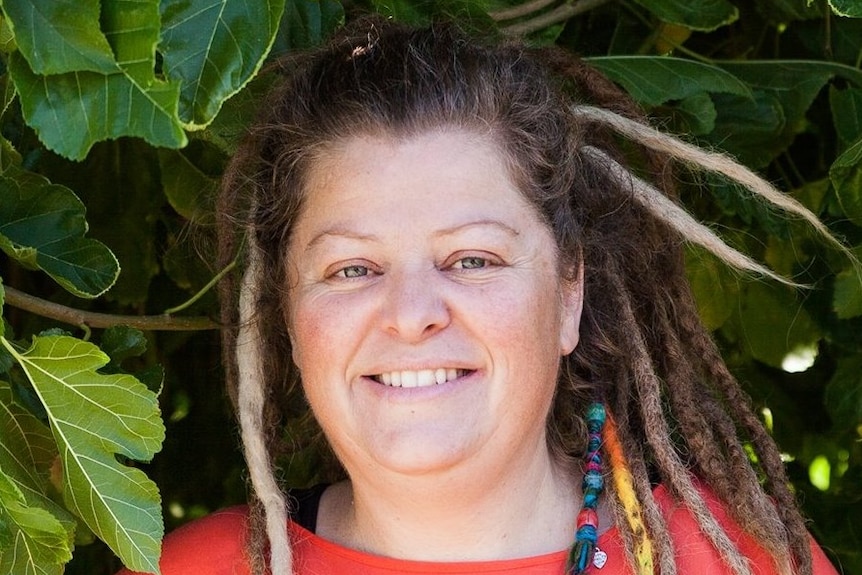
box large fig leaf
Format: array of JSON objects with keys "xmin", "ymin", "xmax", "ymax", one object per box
[
  {"xmin": 1, "ymin": 335, "xmax": 165, "ymax": 574},
  {"xmin": 0, "ymin": 173, "xmax": 119, "ymax": 298},
  {"xmin": 160, "ymin": 0, "xmax": 286, "ymax": 129},
  {"xmin": 275, "ymin": 0, "xmax": 345, "ymax": 53},
  {"xmin": 0, "ymin": 0, "xmax": 116, "ymax": 75},
  {"xmin": 102, "ymin": 0, "xmax": 161, "ymax": 85},
  {"xmin": 585, "ymin": 56, "xmax": 751, "ymax": 107},
  {"xmin": 707, "ymin": 61, "xmax": 862, "ymax": 168},
  {"xmin": 8, "ymin": 52, "xmax": 186, "ymax": 161}
]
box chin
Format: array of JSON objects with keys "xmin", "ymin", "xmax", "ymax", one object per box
[{"xmin": 358, "ymin": 425, "xmax": 483, "ymax": 477}]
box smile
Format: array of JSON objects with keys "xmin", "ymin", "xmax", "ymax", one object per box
[{"xmin": 371, "ymin": 369, "xmax": 470, "ymax": 388}]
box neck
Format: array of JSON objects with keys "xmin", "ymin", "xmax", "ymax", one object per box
[{"xmin": 318, "ymin": 444, "xmax": 581, "ymax": 562}]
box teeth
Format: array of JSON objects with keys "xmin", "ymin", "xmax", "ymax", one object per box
[
  {"xmin": 374, "ymin": 368, "xmax": 466, "ymax": 387},
  {"xmin": 401, "ymin": 371, "xmax": 418, "ymax": 388}
]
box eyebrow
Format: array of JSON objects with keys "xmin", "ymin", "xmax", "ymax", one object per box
[
  {"xmin": 304, "ymin": 218, "xmax": 520, "ymax": 251},
  {"xmin": 432, "ymin": 219, "xmax": 521, "ymax": 239}
]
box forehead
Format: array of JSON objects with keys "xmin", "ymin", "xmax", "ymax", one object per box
[{"xmin": 296, "ymin": 129, "xmax": 538, "ymax": 228}]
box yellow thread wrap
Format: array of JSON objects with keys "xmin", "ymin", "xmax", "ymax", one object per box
[{"xmin": 604, "ymin": 411, "xmax": 654, "ymax": 575}]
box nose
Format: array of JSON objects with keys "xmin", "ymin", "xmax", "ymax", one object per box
[{"xmin": 381, "ymin": 267, "xmax": 451, "ymax": 342}]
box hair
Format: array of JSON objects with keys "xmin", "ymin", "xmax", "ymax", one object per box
[{"xmin": 217, "ymin": 18, "xmax": 841, "ymax": 575}]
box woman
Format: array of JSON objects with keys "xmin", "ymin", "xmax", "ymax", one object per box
[{"xmin": 125, "ymin": 19, "xmax": 842, "ymax": 575}]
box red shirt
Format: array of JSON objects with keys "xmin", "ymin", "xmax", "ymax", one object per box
[{"xmin": 119, "ymin": 485, "xmax": 839, "ymax": 575}]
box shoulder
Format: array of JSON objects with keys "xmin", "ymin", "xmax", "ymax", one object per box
[
  {"xmin": 653, "ymin": 483, "xmax": 839, "ymax": 575},
  {"xmin": 115, "ymin": 506, "xmax": 252, "ymax": 575}
]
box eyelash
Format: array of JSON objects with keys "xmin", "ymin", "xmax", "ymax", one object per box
[
  {"xmin": 326, "ymin": 252, "xmax": 502, "ymax": 281},
  {"xmin": 330, "ymin": 263, "xmax": 376, "ymax": 279}
]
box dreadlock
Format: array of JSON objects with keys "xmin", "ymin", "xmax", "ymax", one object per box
[{"xmin": 216, "ymin": 18, "xmax": 841, "ymax": 575}]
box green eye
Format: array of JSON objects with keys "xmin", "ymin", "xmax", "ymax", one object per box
[
  {"xmin": 339, "ymin": 265, "xmax": 369, "ymax": 278},
  {"xmin": 458, "ymin": 257, "xmax": 486, "ymax": 269}
]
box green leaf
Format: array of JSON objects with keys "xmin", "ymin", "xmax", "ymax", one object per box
[
  {"xmin": 0, "ymin": 380, "xmax": 57, "ymax": 502},
  {"xmin": 160, "ymin": 0, "xmax": 287, "ymax": 128},
  {"xmin": 1, "ymin": 0, "xmax": 116, "ymax": 75},
  {"xmin": 833, "ymin": 266, "xmax": 862, "ymax": 319},
  {"xmin": 275, "ymin": 0, "xmax": 345, "ymax": 53},
  {"xmin": 631, "ymin": 0, "xmax": 738, "ymax": 31},
  {"xmin": 585, "ymin": 56, "xmax": 751, "ymax": 107},
  {"xmin": 705, "ymin": 61, "xmax": 862, "ymax": 168},
  {"xmin": 0, "ymin": 335, "xmax": 165, "ymax": 574},
  {"xmin": 718, "ymin": 60, "xmax": 862, "ymax": 115},
  {"xmin": 824, "ymin": 355, "xmax": 862, "ymax": 431},
  {"xmin": 99, "ymin": 327, "xmax": 148, "ymax": 368},
  {"xmin": 830, "ymin": 86, "xmax": 862, "ymax": 147},
  {"xmin": 157, "ymin": 149, "xmax": 218, "ymax": 222},
  {"xmin": 0, "ymin": 471, "xmax": 68, "ymax": 575},
  {"xmin": 723, "ymin": 282, "xmax": 821, "ymax": 369},
  {"xmin": 0, "ymin": 379, "xmax": 76, "ymax": 575},
  {"xmin": 7, "ymin": 52, "xmax": 186, "ymax": 161},
  {"xmin": 827, "ymin": 0, "xmax": 862, "ymax": 17},
  {"xmin": 685, "ymin": 248, "xmax": 739, "ymax": 331},
  {"xmin": 707, "ymin": 61, "xmax": 847, "ymax": 167},
  {"xmin": 830, "ymin": 136, "xmax": 862, "ymax": 226},
  {"xmin": 0, "ymin": 174, "xmax": 120, "ymax": 298},
  {"xmin": 101, "ymin": 0, "xmax": 161, "ymax": 85},
  {"xmin": 669, "ymin": 92, "xmax": 717, "ymax": 135},
  {"xmin": 707, "ymin": 92, "xmax": 785, "ymax": 169}
]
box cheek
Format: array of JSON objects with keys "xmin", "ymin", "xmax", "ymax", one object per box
[{"xmin": 288, "ymin": 291, "xmax": 369, "ymax": 376}]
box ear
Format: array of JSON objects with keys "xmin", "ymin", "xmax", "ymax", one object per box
[{"xmin": 558, "ymin": 260, "xmax": 584, "ymax": 356}]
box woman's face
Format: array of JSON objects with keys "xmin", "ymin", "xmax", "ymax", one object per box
[{"xmin": 285, "ymin": 129, "xmax": 583, "ymax": 480}]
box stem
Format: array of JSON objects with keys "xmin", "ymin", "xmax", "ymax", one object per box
[
  {"xmin": 489, "ymin": 0, "xmax": 558, "ymax": 22},
  {"xmin": 501, "ymin": 0, "xmax": 612, "ymax": 36},
  {"xmin": 163, "ymin": 258, "xmax": 237, "ymax": 315},
  {"xmin": 3, "ymin": 286, "xmax": 219, "ymax": 331}
]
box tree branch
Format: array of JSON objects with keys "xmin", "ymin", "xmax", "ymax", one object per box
[
  {"xmin": 500, "ymin": 0, "xmax": 613, "ymax": 36},
  {"xmin": 3, "ymin": 286, "xmax": 220, "ymax": 331}
]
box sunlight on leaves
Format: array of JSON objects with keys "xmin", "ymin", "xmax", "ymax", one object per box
[
  {"xmin": 1, "ymin": 336, "xmax": 165, "ymax": 574},
  {"xmin": 809, "ymin": 455, "xmax": 831, "ymax": 491},
  {"xmin": 780, "ymin": 343, "xmax": 818, "ymax": 373}
]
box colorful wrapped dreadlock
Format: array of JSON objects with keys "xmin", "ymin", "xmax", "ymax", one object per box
[
  {"xmin": 604, "ymin": 409, "xmax": 654, "ymax": 575},
  {"xmin": 568, "ymin": 402, "xmax": 606, "ymax": 574}
]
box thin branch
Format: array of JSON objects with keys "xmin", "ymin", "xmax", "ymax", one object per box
[
  {"xmin": 489, "ymin": 0, "xmax": 559, "ymax": 22},
  {"xmin": 163, "ymin": 257, "xmax": 237, "ymax": 315},
  {"xmin": 501, "ymin": 0, "xmax": 612, "ymax": 36},
  {"xmin": 3, "ymin": 286, "xmax": 220, "ymax": 331}
]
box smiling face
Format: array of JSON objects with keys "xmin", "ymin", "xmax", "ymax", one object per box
[{"xmin": 285, "ymin": 129, "xmax": 583, "ymax": 481}]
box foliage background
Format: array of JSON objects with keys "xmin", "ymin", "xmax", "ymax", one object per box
[{"xmin": 1, "ymin": 0, "xmax": 861, "ymax": 574}]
